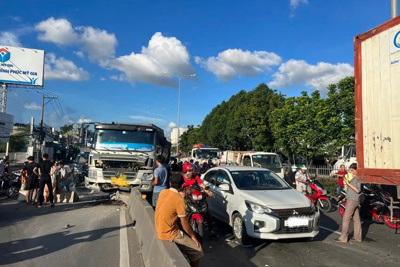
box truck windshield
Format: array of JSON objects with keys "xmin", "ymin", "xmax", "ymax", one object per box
[
  {"xmin": 94, "ymin": 129, "xmax": 155, "ymax": 151},
  {"xmin": 196, "ymin": 149, "xmax": 218, "ymax": 159},
  {"xmin": 252, "ymin": 155, "xmax": 281, "ymax": 169}
]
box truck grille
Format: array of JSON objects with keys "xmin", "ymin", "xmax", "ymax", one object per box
[{"xmin": 102, "ymin": 171, "xmax": 137, "ymax": 180}]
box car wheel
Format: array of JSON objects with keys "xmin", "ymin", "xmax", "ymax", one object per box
[{"xmin": 233, "ymin": 213, "xmax": 250, "ymax": 245}]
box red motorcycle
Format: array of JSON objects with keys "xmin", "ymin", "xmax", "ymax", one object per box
[
  {"xmin": 305, "ymin": 180, "xmax": 332, "ymax": 213},
  {"xmin": 184, "ymin": 184, "xmax": 210, "ymax": 243},
  {"xmin": 339, "ymin": 185, "xmax": 400, "ymax": 229}
]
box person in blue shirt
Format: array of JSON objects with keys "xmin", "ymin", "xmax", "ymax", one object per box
[{"xmin": 151, "ymin": 155, "xmax": 169, "ymax": 207}]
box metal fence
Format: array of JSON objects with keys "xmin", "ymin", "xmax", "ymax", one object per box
[{"xmin": 283, "ymin": 165, "xmax": 341, "ymax": 178}]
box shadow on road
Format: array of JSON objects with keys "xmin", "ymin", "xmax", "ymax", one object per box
[{"xmin": 0, "ymin": 222, "xmax": 134, "ymax": 265}]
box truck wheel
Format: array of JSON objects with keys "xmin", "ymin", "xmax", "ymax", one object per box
[{"xmin": 233, "ymin": 213, "xmax": 250, "ymax": 245}]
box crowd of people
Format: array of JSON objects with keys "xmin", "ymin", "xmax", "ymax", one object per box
[{"xmin": 21, "ymin": 153, "xmax": 72, "ymax": 208}]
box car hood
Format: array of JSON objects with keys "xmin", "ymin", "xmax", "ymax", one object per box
[{"xmin": 239, "ymin": 189, "xmax": 310, "ymax": 209}]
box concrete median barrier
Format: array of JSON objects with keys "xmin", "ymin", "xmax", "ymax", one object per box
[{"xmin": 128, "ymin": 189, "xmax": 190, "ymax": 267}]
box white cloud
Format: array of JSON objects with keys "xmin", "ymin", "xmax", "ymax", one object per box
[
  {"xmin": 13, "ymin": 16, "xmax": 22, "ymax": 22},
  {"xmin": 74, "ymin": 51, "xmax": 84, "ymax": 58},
  {"xmin": 290, "ymin": 0, "xmax": 308, "ymax": 16},
  {"xmin": 35, "ymin": 17, "xmax": 117, "ymax": 65},
  {"xmin": 45, "ymin": 53, "xmax": 90, "ymax": 81},
  {"xmin": 77, "ymin": 117, "xmax": 92, "ymax": 124},
  {"xmin": 100, "ymin": 77, "xmax": 106, "ymax": 81},
  {"xmin": 110, "ymin": 32, "xmax": 195, "ymax": 87},
  {"xmin": 36, "ymin": 17, "xmax": 78, "ymax": 45},
  {"xmin": 0, "ymin": 32, "xmax": 23, "ymax": 47},
  {"xmin": 268, "ymin": 59, "xmax": 354, "ymax": 92},
  {"xmin": 24, "ymin": 102, "xmax": 41, "ymax": 110},
  {"xmin": 168, "ymin": 122, "xmax": 177, "ymax": 129},
  {"xmin": 196, "ymin": 49, "xmax": 281, "ymax": 83},
  {"xmin": 129, "ymin": 115, "xmax": 166, "ymax": 124}
]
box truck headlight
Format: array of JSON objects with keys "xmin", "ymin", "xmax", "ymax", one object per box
[
  {"xmin": 142, "ymin": 173, "xmax": 154, "ymax": 180},
  {"xmin": 245, "ymin": 200, "xmax": 274, "ymax": 215},
  {"xmin": 89, "ymin": 170, "xmax": 97, "ymax": 178}
]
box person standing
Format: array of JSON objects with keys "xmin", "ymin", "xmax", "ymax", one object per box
[
  {"xmin": 59, "ymin": 161, "xmax": 72, "ymax": 191},
  {"xmin": 285, "ymin": 165, "xmax": 297, "ymax": 188},
  {"xmin": 295, "ymin": 165, "xmax": 310, "ymax": 193},
  {"xmin": 335, "ymin": 163, "xmax": 362, "ymax": 243},
  {"xmin": 22, "ymin": 156, "xmax": 38, "ymax": 205},
  {"xmin": 155, "ymin": 173, "xmax": 203, "ymax": 267},
  {"xmin": 50, "ymin": 161, "xmax": 59, "ymax": 196},
  {"xmin": 34, "ymin": 153, "xmax": 54, "ymax": 208},
  {"xmin": 151, "ymin": 155, "xmax": 168, "ymax": 207},
  {"xmin": 334, "ymin": 164, "xmax": 347, "ymax": 197},
  {"xmin": 3, "ymin": 156, "xmax": 9, "ymax": 174}
]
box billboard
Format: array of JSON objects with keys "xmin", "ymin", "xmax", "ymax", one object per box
[
  {"xmin": 0, "ymin": 46, "xmax": 44, "ymax": 86},
  {"xmin": 0, "ymin": 112, "xmax": 14, "ymax": 142}
]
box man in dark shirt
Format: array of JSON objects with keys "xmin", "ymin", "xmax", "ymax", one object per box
[
  {"xmin": 34, "ymin": 153, "xmax": 55, "ymax": 208},
  {"xmin": 22, "ymin": 156, "xmax": 39, "ymax": 204}
]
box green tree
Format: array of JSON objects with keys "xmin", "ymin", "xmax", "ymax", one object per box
[{"xmin": 0, "ymin": 126, "xmax": 30, "ymax": 152}]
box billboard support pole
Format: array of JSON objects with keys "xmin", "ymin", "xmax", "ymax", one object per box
[
  {"xmin": 1, "ymin": 83, "xmax": 7, "ymax": 112},
  {"xmin": 1, "ymin": 83, "xmax": 9, "ymax": 156},
  {"xmin": 392, "ymin": 0, "xmax": 398, "ymax": 19}
]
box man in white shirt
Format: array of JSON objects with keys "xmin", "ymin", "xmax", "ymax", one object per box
[
  {"xmin": 295, "ymin": 165, "xmax": 310, "ymax": 193},
  {"xmin": 59, "ymin": 160, "xmax": 72, "ymax": 191}
]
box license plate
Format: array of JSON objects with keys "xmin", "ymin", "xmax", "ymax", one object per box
[{"xmin": 284, "ymin": 216, "xmax": 310, "ymax": 227}]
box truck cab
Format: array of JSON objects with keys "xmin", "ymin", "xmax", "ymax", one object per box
[
  {"xmin": 84, "ymin": 123, "xmax": 170, "ymax": 192},
  {"xmin": 238, "ymin": 152, "xmax": 284, "ymax": 178}
]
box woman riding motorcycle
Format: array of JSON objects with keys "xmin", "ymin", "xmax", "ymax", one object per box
[{"xmin": 182, "ymin": 163, "xmax": 218, "ymax": 238}]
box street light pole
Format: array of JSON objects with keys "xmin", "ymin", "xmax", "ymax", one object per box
[
  {"xmin": 392, "ymin": 0, "xmax": 398, "ymax": 19},
  {"xmin": 177, "ymin": 77, "xmax": 181, "ymax": 155},
  {"xmin": 163, "ymin": 73, "xmax": 196, "ymax": 155}
]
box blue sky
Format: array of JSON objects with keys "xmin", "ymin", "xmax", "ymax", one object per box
[{"xmin": 0, "ymin": 0, "xmax": 395, "ymax": 138}]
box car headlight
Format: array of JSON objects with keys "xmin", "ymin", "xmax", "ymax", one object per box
[
  {"xmin": 245, "ymin": 200, "xmax": 274, "ymax": 215},
  {"xmin": 142, "ymin": 173, "xmax": 154, "ymax": 180}
]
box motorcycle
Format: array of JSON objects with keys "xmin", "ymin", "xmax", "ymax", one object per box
[
  {"xmin": 184, "ymin": 184, "xmax": 210, "ymax": 243},
  {"xmin": 73, "ymin": 165, "xmax": 88, "ymax": 186},
  {"xmin": 339, "ymin": 185, "xmax": 400, "ymax": 229},
  {"xmin": 305, "ymin": 179, "xmax": 332, "ymax": 213},
  {"xmin": 0, "ymin": 171, "xmax": 22, "ymax": 198}
]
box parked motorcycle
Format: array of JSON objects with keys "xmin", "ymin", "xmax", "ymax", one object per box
[
  {"xmin": 0, "ymin": 171, "xmax": 22, "ymax": 198},
  {"xmin": 305, "ymin": 179, "xmax": 332, "ymax": 213},
  {"xmin": 184, "ymin": 184, "xmax": 210, "ymax": 243},
  {"xmin": 339, "ymin": 185, "xmax": 400, "ymax": 229}
]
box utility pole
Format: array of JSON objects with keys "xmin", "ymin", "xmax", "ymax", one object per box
[
  {"xmin": 392, "ymin": 0, "xmax": 398, "ymax": 19},
  {"xmin": 39, "ymin": 95, "xmax": 58, "ymax": 158}
]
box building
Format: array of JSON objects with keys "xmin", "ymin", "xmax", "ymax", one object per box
[{"xmin": 170, "ymin": 127, "xmax": 187, "ymax": 146}]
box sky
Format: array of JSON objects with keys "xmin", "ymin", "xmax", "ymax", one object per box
[{"xmin": 0, "ymin": 0, "xmax": 396, "ymax": 138}]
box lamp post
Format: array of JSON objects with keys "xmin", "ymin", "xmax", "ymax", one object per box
[{"xmin": 163, "ymin": 73, "xmax": 196, "ymax": 155}]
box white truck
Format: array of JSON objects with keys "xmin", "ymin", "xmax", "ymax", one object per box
[
  {"xmin": 182, "ymin": 146, "xmax": 220, "ymax": 165},
  {"xmin": 220, "ymin": 151, "xmax": 284, "ymax": 178},
  {"xmin": 84, "ymin": 122, "xmax": 171, "ymax": 192}
]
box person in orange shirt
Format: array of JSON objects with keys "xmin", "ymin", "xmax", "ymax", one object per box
[{"xmin": 155, "ymin": 172, "xmax": 203, "ymax": 267}]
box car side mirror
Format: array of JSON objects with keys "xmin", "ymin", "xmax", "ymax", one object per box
[{"xmin": 219, "ymin": 184, "xmax": 230, "ymax": 192}]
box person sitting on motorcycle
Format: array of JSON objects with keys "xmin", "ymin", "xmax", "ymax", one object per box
[
  {"xmin": 295, "ymin": 165, "xmax": 312, "ymax": 194},
  {"xmin": 182, "ymin": 163, "xmax": 217, "ymax": 238}
]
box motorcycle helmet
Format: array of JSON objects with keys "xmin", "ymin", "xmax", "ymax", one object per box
[{"xmin": 183, "ymin": 162, "xmax": 194, "ymax": 172}]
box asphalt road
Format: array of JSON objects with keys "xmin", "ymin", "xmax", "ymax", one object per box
[
  {"xmin": 0, "ymin": 198, "xmax": 143, "ymax": 267},
  {"xmin": 201, "ymin": 207, "xmax": 400, "ymax": 267}
]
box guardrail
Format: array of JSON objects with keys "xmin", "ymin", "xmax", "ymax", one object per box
[{"xmin": 127, "ymin": 189, "xmax": 190, "ymax": 267}]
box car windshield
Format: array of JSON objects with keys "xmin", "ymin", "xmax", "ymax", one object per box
[
  {"xmin": 252, "ymin": 155, "xmax": 281, "ymax": 169},
  {"xmin": 196, "ymin": 149, "xmax": 218, "ymax": 159},
  {"xmin": 230, "ymin": 170, "xmax": 290, "ymax": 190},
  {"xmin": 93, "ymin": 129, "xmax": 155, "ymax": 151}
]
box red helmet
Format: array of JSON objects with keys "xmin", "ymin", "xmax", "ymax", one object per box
[{"xmin": 183, "ymin": 162, "xmax": 194, "ymax": 172}]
